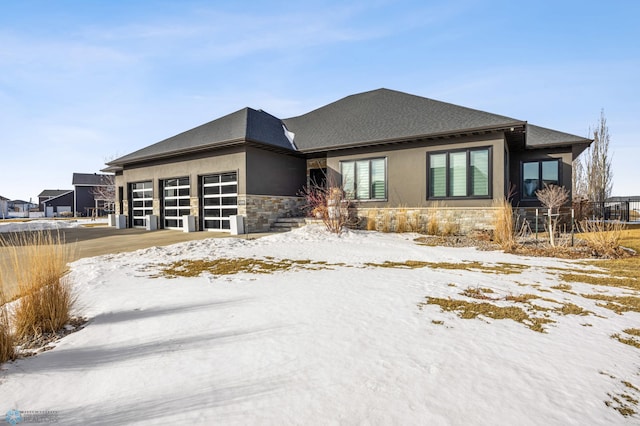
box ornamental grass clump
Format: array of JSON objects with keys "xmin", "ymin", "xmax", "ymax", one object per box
[
  {"xmin": 492, "ymin": 198, "xmax": 517, "ymax": 251},
  {"xmin": 0, "ymin": 231, "xmax": 76, "ymax": 340},
  {"xmin": 0, "ymin": 292, "xmax": 15, "ymax": 364}
]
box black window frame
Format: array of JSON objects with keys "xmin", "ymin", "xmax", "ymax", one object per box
[
  {"xmin": 427, "ymin": 146, "xmax": 493, "ymax": 200},
  {"xmin": 340, "ymin": 157, "xmax": 387, "ymax": 201},
  {"xmin": 520, "ymin": 159, "xmax": 561, "ymax": 200}
]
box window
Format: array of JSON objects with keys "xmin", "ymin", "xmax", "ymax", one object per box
[
  {"xmin": 341, "ymin": 158, "xmax": 386, "ymax": 200},
  {"xmin": 522, "ymin": 159, "xmax": 559, "ymax": 198},
  {"xmin": 428, "ymin": 147, "xmax": 491, "ymax": 198}
]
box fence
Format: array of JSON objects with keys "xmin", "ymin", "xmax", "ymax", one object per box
[{"xmin": 575, "ymin": 200, "xmax": 640, "ymax": 222}]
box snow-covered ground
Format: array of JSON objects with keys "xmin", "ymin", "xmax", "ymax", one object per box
[
  {"xmin": 0, "ymin": 225, "xmax": 638, "ymax": 425},
  {"xmin": 0, "ymin": 218, "xmax": 108, "ymax": 233}
]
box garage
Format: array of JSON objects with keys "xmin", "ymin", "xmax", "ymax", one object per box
[
  {"xmin": 162, "ymin": 177, "xmax": 190, "ymax": 229},
  {"xmin": 200, "ymin": 172, "xmax": 238, "ymax": 231},
  {"xmin": 130, "ymin": 181, "xmax": 153, "ymax": 227}
]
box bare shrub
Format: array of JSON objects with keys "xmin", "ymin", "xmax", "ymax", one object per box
[
  {"xmin": 299, "ymin": 183, "xmax": 356, "ymax": 234},
  {"xmin": 0, "ymin": 231, "xmax": 76, "ymax": 340},
  {"xmin": 536, "ymin": 184, "xmax": 570, "ymax": 247},
  {"xmin": 579, "ymin": 220, "xmax": 626, "ymax": 257}
]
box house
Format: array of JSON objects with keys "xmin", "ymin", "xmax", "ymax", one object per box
[
  {"xmin": 106, "ymin": 88, "xmax": 592, "ymax": 233},
  {"xmin": 0, "ymin": 195, "xmax": 8, "ymax": 219},
  {"xmin": 39, "ymin": 190, "xmax": 74, "ymax": 217},
  {"xmin": 72, "ymin": 173, "xmax": 115, "ymax": 217}
]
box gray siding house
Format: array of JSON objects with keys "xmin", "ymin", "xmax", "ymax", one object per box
[
  {"xmin": 106, "ymin": 89, "xmax": 591, "ymax": 233},
  {"xmin": 72, "ymin": 173, "xmax": 114, "ymax": 217}
]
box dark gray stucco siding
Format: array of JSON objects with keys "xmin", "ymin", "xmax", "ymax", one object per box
[
  {"xmin": 117, "ymin": 146, "xmax": 247, "ymax": 202},
  {"xmin": 245, "ymin": 146, "xmax": 306, "ymax": 196},
  {"xmin": 326, "ymin": 133, "xmax": 506, "ymax": 208},
  {"xmin": 509, "ymin": 148, "xmax": 573, "ymax": 207}
]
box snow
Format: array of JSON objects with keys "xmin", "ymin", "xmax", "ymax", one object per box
[
  {"xmin": 0, "ymin": 225, "xmax": 638, "ymax": 425},
  {"xmin": 0, "ymin": 218, "xmax": 108, "ymax": 233}
]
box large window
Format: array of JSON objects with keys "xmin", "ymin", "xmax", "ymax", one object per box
[
  {"xmin": 428, "ymin": 147, "xmax": 491, "ymax": 199},
  {"xmin": 522, "ymin": 159, "xmax": 560, "ymax": 199},
  {"xmin": 341, "ymin": 158, "xmax": 386, "ymax": 200}
]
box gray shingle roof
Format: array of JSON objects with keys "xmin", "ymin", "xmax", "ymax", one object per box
[
  {"xmin": 526, "ymin": 124, "xmax": 591, "ymax": 148},
  {"xmin": 110, "ymin": 88, "xmax": 591, "ymax": 166},
  {"xmin": 284, "ymin": 88, "xmax": 526, "ymax": 151},
  {"xmin": 72, "ymin": 173, "xmax": 113, "ymax": 186},
  {"xmin": 109, "ymin": 108, "xmax": 294, "ymax": 166},
  {"xmin": 38, "ymin": 189, "xmax": 72, "ymax": 198}
]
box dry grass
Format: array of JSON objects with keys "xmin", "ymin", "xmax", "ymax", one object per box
[
  {"xmin": 420, "ymin": 297, "xmax": 555, "ymax": 333},
  {"xmin": 0, "ymin": 292, "xmax": 15, "ymax": 363},
  {"xmin": 395, "ymin": 208, "xmax": 408, "ymax": 233},
  {"xmin": 579, "ymin": 220, "xmax": 626, "ymax": 257},
  {"xmin": 381, "ymin": 210, "xmax": 392, "ymax": 233},
  {"xmin": 366, "ymin": 210, "xmax": 377, "ymax": 231},
  {"xmin": 157, "ymin": 257, "xmax": 333, "ymax": 278},
  {"xmin": 441, "ymin": 220, "xmax": 459, "ymax": 236},
  {"xmin": 580, "ymin": 293, "xmax": 640, "ymax": 314},
  {"xmin": 492, "ymin": 198, "xmax": 517, "ymax": 251},
  {"xmin": 0, "ymin": 231, "xmax": 76, "ymax": 340}
]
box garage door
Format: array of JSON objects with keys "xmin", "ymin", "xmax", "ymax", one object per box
[
  {"xmin": 162, "ymin": 177, "xmax": 190, "ymax": 230},
  {"xmin": 130, "ymin": 181, "xmax": 153, "ymax": 227},
  {"xmin": 201, "ymin": 172, "xmax": 237, "ymax": 231}
]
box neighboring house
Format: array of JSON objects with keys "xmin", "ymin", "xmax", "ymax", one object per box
[
  {"xmin": 0, "ymin": 195, "xmax": 8, "ymax": 219},
  {"xmin": 40, "ymin": 190, "xmax": 74, "ymax": 217},
  {"xmin": 10, "ymin": 200, "xmax": 37, "ymax": 212},
  {"xmin": 38, "ymin": 189, "xmax": 73, "ymax": 211},
  {"xmin": 72, "ymin": 173, "xmax": 115, "ymax": 217},
  {"xmin": 105, "ymin": 88, "xmax": 592, "ymax": 233}
]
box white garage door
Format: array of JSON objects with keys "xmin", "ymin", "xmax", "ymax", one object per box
[
  {"xmin": 201, "ymin": 172, "xmax": 238, "ymax": 231},
  {"xmin": 131, "ymin": 181, "xmax": 153, "ymax": 228},
  {"xmin": 162, "ymin": 177, "xmax": 190, "ymax": 230}
]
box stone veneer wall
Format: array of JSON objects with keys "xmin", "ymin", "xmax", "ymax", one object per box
[
  {"xmin": 355, "ymin": 207, "xmax": 499, "ymax": 234},
  {"xmin": 240, "ymin": 195, "xmax": 306, "ymax": 232}
]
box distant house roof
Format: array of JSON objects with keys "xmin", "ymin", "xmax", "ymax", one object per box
[
  {"xmin": 72, "ymin": 173, "xmax": 113, "ymax": 186},
  {"xmin": 39, "ymin": 189, "xmax": 73, "ymax": 198},
  {"xmin": 606, "ymin": 196, "xmax": 640, "ymax": 202},
  {"xmin": 0, "ymin": 195, "xmax": 8, "ymax": 201},
  {"xmin": 108, "ymin": 88, "xmax": 591, "ymax": 166}
]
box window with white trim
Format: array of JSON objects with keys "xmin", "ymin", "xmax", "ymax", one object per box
[{"xmin": 341, "ymin": 158, "xmax": 386, "ymax": 200}]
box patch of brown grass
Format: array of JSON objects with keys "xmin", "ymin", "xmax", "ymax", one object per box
[
  {"xmin": 420, "ymin": 297, "xmax": 554, "ymax": 333},
  {"xmin": 580, "ymin": 293, "xmax": 640, "ymax": 314},
  {"xmin": 158, "ymin": 257, "xmax": 333, "ymax": 278}
]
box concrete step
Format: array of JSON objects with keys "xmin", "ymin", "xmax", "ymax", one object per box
[{"xmin": 269, "ymin": 216, "xmax": 307, "ymax": 232}]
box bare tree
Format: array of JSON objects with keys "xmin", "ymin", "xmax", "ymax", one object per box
[
  {"xmin": 90, "ymin": 174, "xmax": 116, "ymax": 218},
  {"xmin": 536, "ymin": 184, "xmax": 569, "ymax": 247},
  {"xmin": 572, "ymin": 156, "xmax": 587, "ymax": 200},
  {"xmin": 581, "ymin": 109, "xmax": 613, "ymax": 203}
]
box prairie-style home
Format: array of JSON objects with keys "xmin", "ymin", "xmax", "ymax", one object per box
[{"xmin": 106, "ymin": 89, "xmax": 591, "ymax": 233}]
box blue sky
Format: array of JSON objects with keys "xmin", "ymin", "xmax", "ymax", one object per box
[{"xmin": 1, "ymin": 0, "xmax": 638, "ymax": 201}]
